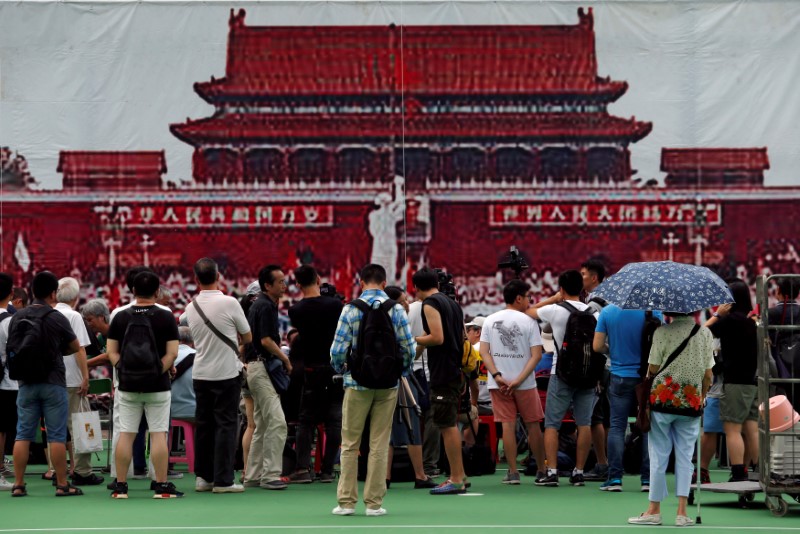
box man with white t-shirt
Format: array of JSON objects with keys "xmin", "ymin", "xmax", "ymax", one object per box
[
  {"xmin": 56, "ymin": 277, "xmax": 104, "ymax": 486},
  {"xmin": 184, "ymin": 258, "xmax": 252, "ymax": 493},
  {"xmin": 480, "ymin": 280, "xmax": 546, "ymax": 485},
  {"xmin": 0, "ymin": 273, "xmax": 17, "ymax": 491},
  {"xmin": 527, "ymin": 269, "xmax": 599, "ymax": 488}
]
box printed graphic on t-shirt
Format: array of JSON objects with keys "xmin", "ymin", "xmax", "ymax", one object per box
[{"xmin": 493, "ymin": 320, "xmax": 523, "ymax": 350}]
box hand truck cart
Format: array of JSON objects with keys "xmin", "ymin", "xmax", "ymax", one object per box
[{"xmin": 756, "ymin": 274, "xmax": 800, "ymax": 517}]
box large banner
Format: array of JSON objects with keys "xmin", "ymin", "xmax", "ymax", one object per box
[{"xmin": 1, "ymin": 1, "xmax": 799, "ymax": 312}]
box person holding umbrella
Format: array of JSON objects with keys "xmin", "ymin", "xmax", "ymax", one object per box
[
  {"xmin": 590, "ymin": 261, "xmax": 731, "ymax": 527},
  {"xmin": 627, "ymin": 311, "xmax": 714, "ymax": 527}
]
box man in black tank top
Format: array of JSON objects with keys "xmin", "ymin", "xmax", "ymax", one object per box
[{"xmin": 412, "ymin": 268, "xmax": 467, "ymax": 495}]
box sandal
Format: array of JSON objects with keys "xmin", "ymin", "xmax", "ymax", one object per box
[
  {"xmin": 55, "ymin": 484, "xmax": 84, "ymax": 497},
  {"xmin": 41, "ymin": 471, "xmax": 55, "ymax": 481},
  {"xmin": 429, "ymin": 479, "xmax": 468, "ymax": 495},
  {"xmin": 11, "ymin": 484, "xmax": 27, "ymax": 497}
]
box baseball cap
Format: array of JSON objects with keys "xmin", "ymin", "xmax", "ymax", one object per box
[
  {"xmin": 542, "ymin": 331, "xmax": 556, "ymax": 354},
  {"xmin": 465, "ymin": 316, "xmax": 486, "ymax": 329},
  {"xmin": 246, "ymin": 280, "xmax": 261, "ymax": 296}
]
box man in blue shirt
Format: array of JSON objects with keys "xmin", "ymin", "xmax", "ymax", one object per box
[
  {"xmin": 330, "ymin": 264, "xmax": 415, "ymax": 517},
  {"xmin": 593, "ymin": 304, "xmax": 662, "ymax": 492}
]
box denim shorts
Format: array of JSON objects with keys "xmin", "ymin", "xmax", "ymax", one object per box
[
  {"xmin": 16, "ymin": 383, "xmax": 69, "ymax": 443},
  {"xmin": 544, "ymin": 375, "xmax": 597, "ymax": 429},
  {"xmin": 703, "ymin": 397, "xmax": 723, "ymax": 433}
]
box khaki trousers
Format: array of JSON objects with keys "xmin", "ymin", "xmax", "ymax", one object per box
[
  {"xmin": 337, "ymin": 387, "xmax": 398, "ymax": 510},
  {"xmin": 67, "ymin": 387, "xmax": 93, "ymax": 476},
  {"xmin": 244, "ymin": 361, "xmax": 287, "ymax": 484}
]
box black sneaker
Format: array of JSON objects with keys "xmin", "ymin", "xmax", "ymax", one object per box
[
  {"xmin": 318, "ymin": 472, "xmax": 336, "ymax": 483},
  {"xmin": 414, "ymin": 476, "xmax": 438, "ymax": 489},
  {"xmin": 107, "ymin": 479, "xmax": 120, "ymax": 491},
  {"xmin": 72, "ymin": 473, "xmax": 105, "ymax": 486},
  {"xmin": 535, "ymin": 473, "xmax": 559, "ymax": 487},
  {"xmin": 152, "ymin": 481, "xmax": 184, "ymax": 499},
  {"xmin": 132, "ymin": 468, "xmax": 148, "ymax": 480},
  {"xmin": 111, "ymin": 481, "xmax": 129, "ymax": 499},
  {"xmin": 569, "ymin": 472, "xmax": 585, "ymax": 486},
  {"xmin": 287, "ymin": 471, "xmax": 313, "ymax": 484}
]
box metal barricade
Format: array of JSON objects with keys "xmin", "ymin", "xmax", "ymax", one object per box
[{"xmin": 756, "ymin": 274, "xmax": 800, "ymax": 516}]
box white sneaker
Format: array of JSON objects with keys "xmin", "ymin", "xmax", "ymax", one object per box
[
  {"xmin": 628, "ymin": 513, "xmax": 662, "ymax": 525},
  {"xmin": 0, "ymin": 476, "xmax": 13, "ymax": 491},
  {"xmin": 366, "ymin": 508, "xmax": 387, "ymax": 517},
  {"xmin": 195, "ymin": 477, "xmax": 213, "ymax": 492},
  {"xmin": 332, "ymin": 506, "xmax": 356, "ymax": 516},
  {"xmin": 213, "ymin": 483, "xmax": 244, "ymax": 493},
  {"xmin": 676, "ymin": 516, "xmax": 696, "ymax": 527},
  {"xmin": 1, "ymin": 458, "xmax": 12, "ymax": 478}
]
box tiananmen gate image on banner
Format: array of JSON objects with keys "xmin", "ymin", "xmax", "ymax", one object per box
[{"xmin": 1, "ymin": 0, "xmax": 799, "ymax": 315}]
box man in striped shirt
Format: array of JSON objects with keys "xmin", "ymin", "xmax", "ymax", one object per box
[{"xmin": 330, "ymin": 264, "xmax": 415, "ymax": 517}]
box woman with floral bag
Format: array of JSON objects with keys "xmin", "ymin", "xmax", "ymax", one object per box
[{"xmin": 628, "ymin": 313, "xmax": 715, "ymax": 528}]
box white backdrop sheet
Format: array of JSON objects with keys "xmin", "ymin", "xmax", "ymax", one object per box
[{"xmin": 0, "ymin": 0, "xmax": 799, "ymax": 189}]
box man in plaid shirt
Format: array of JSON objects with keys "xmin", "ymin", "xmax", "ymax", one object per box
[{"xmin": 330, "ymin": 264, "xmax": 415, "ymax": 517}]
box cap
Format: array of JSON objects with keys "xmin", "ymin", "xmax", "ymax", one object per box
[
  {"xmin": 465, "ymin": 316, "xmax": 486, "ymax": 329},
  {"xmin": 246, "ymin": 280, "xmax": 261, "ymax": 296},
  {"xmin": 542, "ymin": 332, "xmax": 556, "ymax": 354}
]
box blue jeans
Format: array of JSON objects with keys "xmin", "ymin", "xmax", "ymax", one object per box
[
  {"xmin": 16, "ymin": 383, "xmax": 68, "ymax": 443},
  {"xmin": 607, "ymin": 374, "xmax": 649, "ymax": 482},
  {"xmin": 648, "ymin": 411, "xmax": 699, "ymax": 502}
]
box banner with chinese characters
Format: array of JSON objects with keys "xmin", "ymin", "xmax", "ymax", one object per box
[
  {"xmin": 489, "ymin": 202, "xmax": 722, "ymax": 227},
  {"xmin": 93, "ymin": 203, "xmax": 334, "ymax": 229}
]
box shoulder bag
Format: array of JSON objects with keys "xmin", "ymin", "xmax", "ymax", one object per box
[
  {"xmin": 634, "ymin": 324, "xmax": 700, "ymax": 432},
  {"xmin": 191, "ymin": 299, "xmax": 240, "ymax": 356}
]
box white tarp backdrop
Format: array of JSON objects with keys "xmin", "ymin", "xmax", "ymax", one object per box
[{"xmin": 1, "ymin": 0, "xmax": 799, "ymax": 189}]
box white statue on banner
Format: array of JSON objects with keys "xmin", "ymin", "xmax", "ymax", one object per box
[{"xmin": 369, "ymin": 176, "xmax": 405, "ymax": 283}]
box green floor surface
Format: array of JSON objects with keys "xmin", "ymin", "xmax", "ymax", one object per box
[{"xmin": 2, "ymin": 467, "xmax": 798, "ymax": 533}]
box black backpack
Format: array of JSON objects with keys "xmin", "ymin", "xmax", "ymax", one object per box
[
  {"xmin": 117, "ymin": 309, "xmax": 162, "ymax": 391},
  {"xmin": 639, "ymin": 310, "xmax": 662, "ymax": 377},
  {"xmin": 347, "ymin": 298, "xmax": 402, "ymax": 389},
  {"xmin": 587, "ymin": 296, "xmax": 608, "ymax": 313},
  {"xmin": 554, "ymin": 301, "xmax": 605, "ymax": 389},
  {"xmin": 0, "ymin": 311, "xmax": 13, "ymax": 379},
  {"xmin": 7, "ymin": 306, "xmax": 58, "ymax": 382}
]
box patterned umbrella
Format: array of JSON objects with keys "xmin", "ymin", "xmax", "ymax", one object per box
[{"xmin": 591, "ymin": 261, "xmax": 733, "ymax": 313}]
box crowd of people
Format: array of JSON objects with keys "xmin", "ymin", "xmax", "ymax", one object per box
[{"xmin": 0, "ymin": 259, "xmax": 797, "ymax": 526}]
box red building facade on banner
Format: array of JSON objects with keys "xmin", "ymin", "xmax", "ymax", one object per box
[
  {"xmin": 1, "ymin": 8, "xmax": 798, "ymax": 312},
  {"xmin": 171, "ymin": 7, "xmax": 651, "ymax": 189}
]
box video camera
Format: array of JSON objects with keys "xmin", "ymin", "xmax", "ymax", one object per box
[
  {"xmin": 498, "ymin": 245, "xmax": 529, "ymax": 278},
  {"xmin": 320, "ymin": 282, "xmax": 345, "ymax": 302},
  {"xmin": 434, "ymin": 268, "xmax": 458, "ymax": 300}
]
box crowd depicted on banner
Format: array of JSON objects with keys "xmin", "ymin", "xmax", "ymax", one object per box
[
  {"xmin": 0, "ymin": 256, "xmax": 798, "ymax": 527},
  {"xmin": 19, "ymin": 236, "xmax": 798, "ymax": 325}
]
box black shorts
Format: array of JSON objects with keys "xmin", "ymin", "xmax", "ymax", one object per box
[
  {"xmin": 0, "ymin": 389, "xmax": 19, "ymax": 433},
  {"xmin": 430, "ymin": 378, "xmax": 463, "ymax": 429}
]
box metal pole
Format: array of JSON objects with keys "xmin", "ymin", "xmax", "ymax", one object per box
[{"xmin": 696, "ymin": 414, "xmax": 702, "ymax": 524}]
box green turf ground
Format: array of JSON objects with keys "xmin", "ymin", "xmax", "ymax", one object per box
[{"xmin": 2, "ymin": 464, "xmax": 798, "ymax": 533}]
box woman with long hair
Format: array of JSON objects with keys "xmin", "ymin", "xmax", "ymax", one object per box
[{"xmin": 705, "ymin": 278, "xmax": 758, "ymax": 481}]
